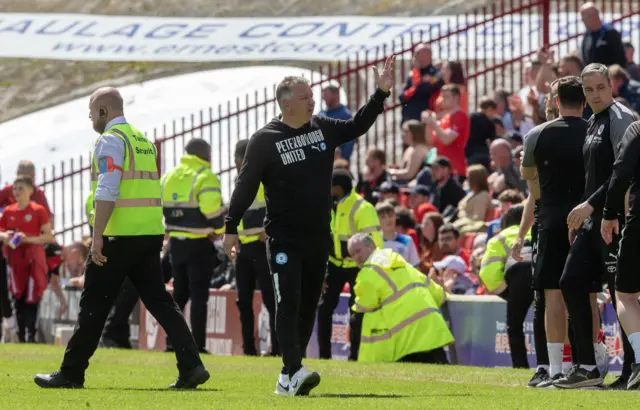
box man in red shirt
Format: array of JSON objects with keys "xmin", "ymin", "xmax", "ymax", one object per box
[
  {"xmin": 0, "ymin": 175, "xmax": 53, "ymax": 342},
  {"xmin": 423, "ymin": 84, "xmax": 470, "ymax": 178},
  {"xmin": 0, "ymin": 161, "xmax": 53, "ymax": 219}
]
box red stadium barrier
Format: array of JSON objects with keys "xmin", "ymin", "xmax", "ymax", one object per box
[{"xmin": 39, "ymin": 0, "xmax": 640, "ymax": 242}]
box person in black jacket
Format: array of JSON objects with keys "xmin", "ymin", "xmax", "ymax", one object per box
[
  {"xmin": 223, "ymin": 56, "xmax": 395, "ymax": 397},
  {"xmin": 399, "ymin": 44, "xmax": 443, "ymax": 123},
  {"xmin": 580, "ymin": 3, "xmax": 626, "ymax": 67}
]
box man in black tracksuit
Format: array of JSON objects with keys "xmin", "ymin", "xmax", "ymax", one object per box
[
  {"xmin": 223, "ymin": 57, "xmax": 395, "ymax": 397},
  {"xmin": 556, "ymin": 64, "xmax": 636, "ymax": 388}
]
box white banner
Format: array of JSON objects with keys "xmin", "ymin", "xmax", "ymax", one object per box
[{"xmin": 0, "ymin": 13, "xmax": 637, "ymax": 62}]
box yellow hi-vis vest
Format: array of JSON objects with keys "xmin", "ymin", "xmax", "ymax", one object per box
[
  {"xmin": 353, "ymin": 248, "xmax": 454, "ymax": 363},
  {"xmin": 238, "ymin": 183, "xmax": 265, "ymax": 245},
  {"xmin": 479, "ymin": 224, "xmax": 532, "ymax": 294},
  {"xmin": 161, "ymin": 154, "xmax": 225, "ymax": 239},
  {"xmin": 90, "ymin": 123, "xmax": 164, "ymax": 236},
  {"xmin": 328, "ymin": 190, "xmax": 383, "ymax": 269},
  {"xmin": 86, "ymin": 191, "xmax": 95, "ymax": 228}
]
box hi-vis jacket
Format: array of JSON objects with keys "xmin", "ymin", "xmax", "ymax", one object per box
[
  {"xmin": 479, "ymin": 224, "xmax": 532, "ymax": 294},
  {"xmin": 329, "ymin": 189, "xmax": 383, "ymax": 269},
  {"xmin": 161, "ymin": 154, "xmax": 225, "ymax": 239},
  {"xmin": 237, "ymin": 183, "xmax": 265, "ymax": 245},
  {"xmin": 353, "ymin": 248, "xmax": 454, "ymax": 363}
]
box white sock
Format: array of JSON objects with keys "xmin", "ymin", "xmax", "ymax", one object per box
[
  {"xmin": 548, "ymin": 343, "xmax": 564, "ymax": 376},
  {"xmin": 581, "ymin": 365, "xmax": 596, "ymax": 371},
  {"xmin": 562, "ymin": 361, "xmax": 572, "ymax": 374},
  {"xmin": 537, "ymin": 364, "xmax": 549, "ymax": 372},
  {"xmin": 628, "ymin": 332, "xmax": 640, "ymax": 364}
]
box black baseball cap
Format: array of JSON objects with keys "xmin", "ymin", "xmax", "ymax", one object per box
[{"xmin": 405, "ymin": 184, "xmax": 432, "ymax": 196}]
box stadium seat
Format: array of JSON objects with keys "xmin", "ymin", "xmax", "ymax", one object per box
[
  {"xmin": 460, "ymin": 232, "xmax": 477, "ymax": 251},
  {"xmin": 485, "ymin": 207, "xmax": 501, "ymax": 222}
]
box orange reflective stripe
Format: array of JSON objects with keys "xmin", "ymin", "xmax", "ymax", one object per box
[
  {"xmin": 360, "ymin": 307, "xmax": 439, "ymax": 343},
  {"xmin": 109, "ymin": 128, "xmax": 135, "ymax": 170},
  {"xmin": 163, "ymin": 201, "xmax": 199, "ymax": 208},
  {"xmin": 115, "ymin": 198, "xmax": 161, "ymax": 208},
  {"xmin": 349, "ymin": 198, "xmax": 363, "ymax": 234},
  {"xmin": 205, "ymin": 208, "xmax": 226, "ymax": 219},
  {"xmin": 121, "ymin": 170, "xmax": 159, "ymax": 181},
  {"xmin": 199, "ymin": 187, "xmax": 221, "ymax": 195},
  {"xmin": 165, "ymin": 225, "xmax": 213, "ymax": 234},
  {"xmin": 364, "ymin": 264, "xmax": 398, "ymax": 292},
  {"xmin": 353, "ymin": 302, "xmax": 377, "ymax": 313}
]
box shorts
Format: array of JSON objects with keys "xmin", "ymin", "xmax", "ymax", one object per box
[
  {"xmin": 560, "ymin": 218, "xmax": 607, "ymax": 293},
  {"xmin": 616, "ymin": 223, "xmax": 640, "ymax": 293},
  {"xmin": 533, "ymin": 225, "xmax": 571, "ymax": 291}
]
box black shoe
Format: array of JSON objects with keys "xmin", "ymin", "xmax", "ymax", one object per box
[
  {"xmin": 198, "ymin": 349, "xmax": 210, "ymax": 355},
  {"xmin": 164, "ymin": 346, "xmax": 175, "ymax": 353},
  {"xmin": 553, "ymin": 366, "xmax": 603, "ymax": 389},
  {"xmin": 168, "ymin": 365, "xmax": 210, "ymax": 389},
  {"xmin": 607, "ymin": 375, "xmax": 629, "ymax": 390},
  {"xmin": 34, "ymin": 371, "xmax": 83, "ymax": 389},
  {"xmin": 628, "ymin": 364, "xmax": 640, "ymax": 390},
  {"xmin": 527, "ymin": 367, "xmax": 549, "ymax": 387}
]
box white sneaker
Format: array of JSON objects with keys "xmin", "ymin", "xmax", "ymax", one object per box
[
  {"xmin": 274, "ymin": 373, "xmax": 291, "ymax": 396},
  {"xmin": 1, "ymin": 316, "xmax": 17, "ymax": 343},
  {"xmin": 595, "ymin": 342, "xmax": 609, "ymax": 379},
  {"xmin": 289, "ymin": 366, "xmax": 321, "ymax": 396}
]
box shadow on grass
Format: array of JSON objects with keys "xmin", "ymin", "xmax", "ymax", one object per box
[
  {"xmin": 313, "ymin": 393, "xmax": 473, "ymax": 399},
  {"xmin": 90, "ymin": 387, "xmax": 219, "ymax": 392}
]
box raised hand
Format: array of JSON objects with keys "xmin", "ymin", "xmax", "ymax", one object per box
[{"xmin": 373, "ymin": 55, "xmax": 396, "ymax": 93}]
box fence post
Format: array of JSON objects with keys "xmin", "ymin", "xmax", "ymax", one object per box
[
  {"xmin": 542, "ymin": 0, "xmax": 551, "ymax": 49},
  {"xmin": 155, "ymin": 140, "xmax": 163, "ymax": 175}
]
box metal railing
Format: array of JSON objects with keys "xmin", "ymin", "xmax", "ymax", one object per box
[{"xmin": 37, "ymin": 0, "xmax": 640, "ymax": 244}]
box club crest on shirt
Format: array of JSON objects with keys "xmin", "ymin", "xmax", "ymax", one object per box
[
  {"xmin": 275, "ymin": 252, "xmax": 288, "ymax": 265},
  {"xmin": 24, "ymin": 214, "xmax": 32, "ymax": 222}
]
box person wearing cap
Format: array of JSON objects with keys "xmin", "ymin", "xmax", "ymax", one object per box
[
  {"xmin": 319, "ymin": 84, "xmax": 356, "ymax": 162},
  {"xmin": 318, "ymin": 169, "xmax": 383, "ymax": 361},
  {"xmin": 480, "ymin": 204, "xmax": 534, "ymax": 369},
  {"xmin": 347, "ymin": 233, "xmax": 453, "ymax": 364},
  {"xmin": 430, "ymin": 157, "xmax": 466, "ymax": 214},
  {"xmin": 432, "ymin": 255, "xmax": 476, "ymax": 295},
  {"xmin": 378, "ymin": 181, "xmax": 401, "ymax": 205},
  {"xmin": 404, "ymin": 184, "xmax": 437, "ymax": 227}
]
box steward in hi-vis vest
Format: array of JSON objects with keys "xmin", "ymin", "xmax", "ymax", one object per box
[
  {"xmin": 160, "ymin": 138, "xmax": 224, "ymax": 352},
  {"xmin": 35, "ymin": 87, "xmax": 208, "ymax": 390},
  {"xmin": 317, "ymin": 168, "xmax": 383, "ymax": 361},
  {"xmin": 347, "ymin": 234, "xmax": 453, "ymax": 364}
]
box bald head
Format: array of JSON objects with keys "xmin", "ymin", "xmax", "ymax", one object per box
[
  {"xmin": 490, "ymin": 139, "xmax": 513, "ymax": 168},
  {"xmin": 89, "ymin": 87, "xmax": 125, "ymax": 133},
  {"xmin": 185, "ymin": 138, "xmax": 211, "ymax": 163},
  {"xmin": 580, "ymin": 2, "xmax": 602, "ymax": 32},
  {"xmin": 413, "ymin": 43, "xmax": 432, "ymax": 68}
]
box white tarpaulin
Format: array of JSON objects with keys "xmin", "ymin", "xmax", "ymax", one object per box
[{"xmin": 0, "ymin": 13, "xmax": 637, "ymax": 62}]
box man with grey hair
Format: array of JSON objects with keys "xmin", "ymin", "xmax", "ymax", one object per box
[
  {"xmin": 555, "ymin": 63, "xmax": 636, "ymax": 389},
  {"xmin": 223, "ymin": 56, "xmax": 395, "ymax": 396}
]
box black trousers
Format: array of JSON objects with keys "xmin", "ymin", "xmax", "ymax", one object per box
[
  {"xmin": 399, "ymin": 347, "xmax": 449, "ymax": 364},
  {"xmin": 531, "ymin": 223, "xmax": 549, "ymax": 366},
  {"xmin": 167, "ymin": 237, "xmax": 216, "ymax": 352},
  {"xmin": 266, "ymin": 234, "xmax": 331, "ymax": 378},
  {"xmin": 102, "ymin": 278, "xmax": 139, "ymax": 348},
  {"xmin": 0, "ymin": 255, "xmax": 11, "ymax": 318},
  {"xmin": 317, "ymin": 262, "xmax": 360, "ymax": 360},
  {"xmin": 235, "ymin": 240, "xmax": 279, "ymax": 356},
  {"xmin": 60, "ymin": 235, "xmax": 202, "ymax": 383},
  {"xmin": 15, "ymin": 295, "xmax": 39, "ymax": 343},
  {"xmin": 560, "ymin": 217, "xmax": 608, "ymax": 366},
  {"xmin": 498, "ymin": 261, "xmax": 534, "ymax": 369}
]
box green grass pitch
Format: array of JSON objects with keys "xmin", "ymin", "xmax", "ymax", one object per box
[{"xmin": 1, "ymin": 344, "xmax": 640, "ymax": 409}]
